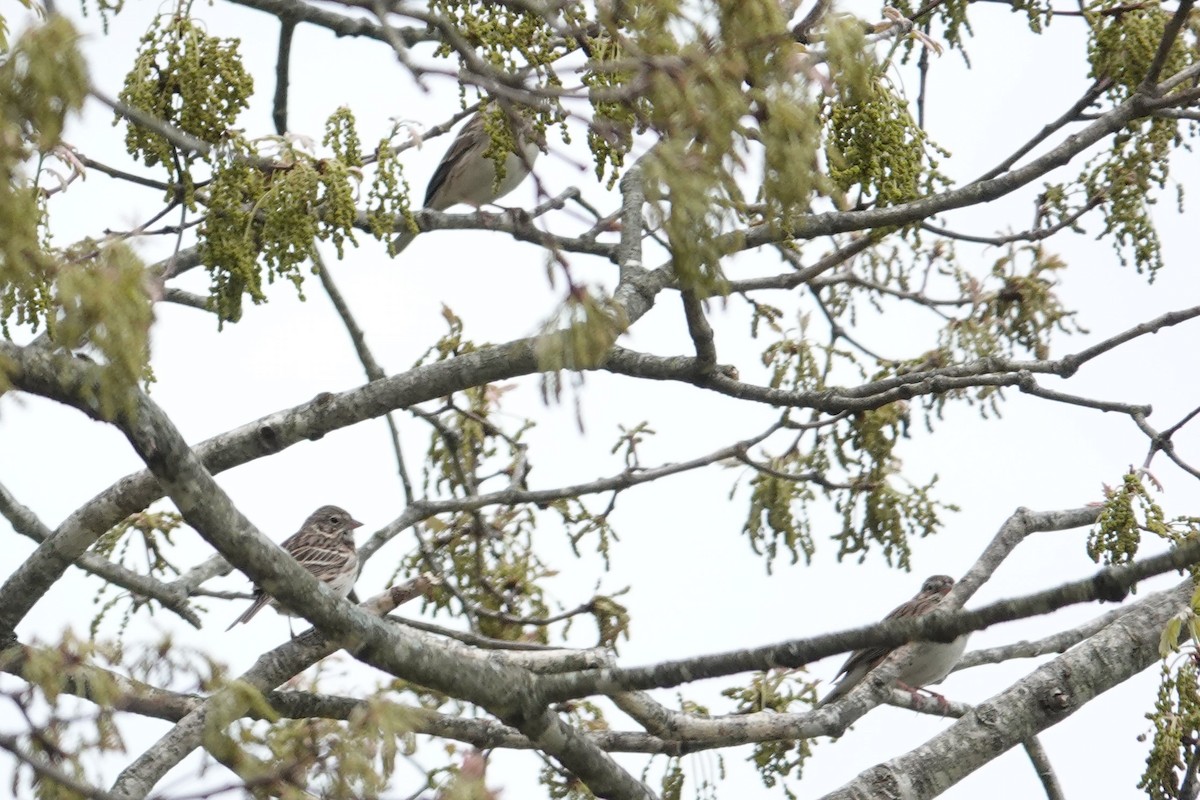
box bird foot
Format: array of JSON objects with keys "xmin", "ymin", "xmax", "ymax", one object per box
[{"xmin": 897, "ymin": 682, "xmax": 950, "ymax": 712}]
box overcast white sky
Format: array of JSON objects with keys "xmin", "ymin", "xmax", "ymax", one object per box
[{"xmin": 2, "ymin": 1, "xmax": 1199, "ymax": 798}]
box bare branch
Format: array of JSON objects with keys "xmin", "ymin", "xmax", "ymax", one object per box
[
  {"xmin": 955, "ymin": 607, "xmax": 1128, "ymax": 670},
  {"xmin": 0, "ymin": 733, "xmax": 120, "ymax": 800},
  {"xmin": 920, "ymin": 191, "xmax": 1103, "ymax": 246},
  {"xmin": 618, "ymin": 161, "xmax": 646, "ymax": 276},
  {"xmin": 680, "ymin": 290, "xmax": 717, "ymax": 373},
  {"xmin": 819, "ymin": 580, "xmax": 1190, "ymax": 800},
  {"xmin": 109, "ymin": 579, "xmax": 435, "ymax": 799},
  {"xmin": 272, "ymin": 18, "xmax": 296, "ymax": 135},
  {"xmin": 0, "ymin": 481, "xmax": 202, "ymax": 628},
  {"xmin": 1022, "ymin": 736, "xmax": 1067, "ymax": 800},
  {"xmin": 976, "ymin": 79, "xmax": 1111, "ymax": 182},
  {"xmin": 226, "ymin": 0, "xmax": 433, "ymax": 46},
  {"xmin": 532, "ymin": 504, "xmax": 1200, "ymax": 704},
  {"xmin": 358, "ymin": 422, "xmax": 781, "ymax": 563},
  {"xmin": 311, "ymin": 249, "xmax": 415, "ymax": 503}
]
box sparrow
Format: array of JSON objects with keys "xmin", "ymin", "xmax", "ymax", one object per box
[
  {"xmin": 392, "ymin": 108, "xmax": 544, "ymax": 253},
  {"xmin": 226, "ymin": 505, "xmax": 362, "ymax": 632},
  {"xmin": 816, "ymin": 574, "xmax": 968, "ymax": 708}
]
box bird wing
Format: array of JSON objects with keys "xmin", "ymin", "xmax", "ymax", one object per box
[
  {"xmin": 286, "ymin": 537, "xmax": 354, "ymax": 575},
  {"xmin": 830, "ymin": 591, "xmax": 937, "ymax": 679},
  {"xmin": 425, "ymin": 114, "xmax": 484, "ymax": 209}
]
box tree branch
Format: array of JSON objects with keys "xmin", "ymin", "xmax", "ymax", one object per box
[
  {"xmin": 312, "ymin": 249, "xmax": 415, "ymax": 503},
  {"xmin": 0, "ymin": 481, "xmax": 202, "ymax": 628},
  {"xmin": 3, "ymin": 346, "xmax": 652, "ymax": 800},
  {"xmin": 532, "ymin": 506, "xmax": 1196, "ymax": 704},
  {"xmin": 272, "ymin": 17, "xmax": 295, "ymax": 135},
  {"xmin": 0, "ymin": 733, "xmax": 120, "ymax": 800},
  {"xmin": 743, "ymin": 80, "xmax": 1154, "ymax": 250},
  {"xmin": 109, "ymin": 579, "xmax": 435, "ymax": 799},
  {"xmin": 819, "ymin": 579, "xmax": 1190, "ymax": 799},
  {"xmin": 1022, "ymin": 736, "xmax": 1067, "ymax": 800}
]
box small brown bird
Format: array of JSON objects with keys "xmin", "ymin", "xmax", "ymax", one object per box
[
  {"xmin": 392, "ymin": 108, "xmax": 543, "ymax": 253},
  {"xmin": 816, "ymin": 574, "xmax": 968, "ymax": 708},
  {"xmin": 226, "ymin": 505, "xmax": 362, "ymax": 631}
]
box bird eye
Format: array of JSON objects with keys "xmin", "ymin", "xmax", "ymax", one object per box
[{"xmin": 330, "ymin": 515, "xmax": 341, "ymax": 525}]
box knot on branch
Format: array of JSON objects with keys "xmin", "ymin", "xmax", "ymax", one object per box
[{"xmin": 1092, "ymin": 570, "xmax": 1129, "ymax": 603}]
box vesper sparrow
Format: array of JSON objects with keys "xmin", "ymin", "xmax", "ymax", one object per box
[
  {"xmin": 816, "ymin": 574, "xmax": 968, "ymax": 708},
  {"xmin": 392, "ymin": 107, "xmax": 543, "ymax": 253},
  {"xmin": 226, "ymin": 504, "xmax": 362, "ymax": 631}
]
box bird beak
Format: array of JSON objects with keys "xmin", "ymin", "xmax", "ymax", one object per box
[{"xmin": 348, "ymin": 518, "xmax": 364, "ymax": 530}]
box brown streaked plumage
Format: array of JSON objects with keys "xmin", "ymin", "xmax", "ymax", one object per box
[
  {"xmin": 816, "ymin": 574, "xmax": 967, "ymax": 708},
  {"xmin": 226, "ymin": 505, "xmax": 362, "ymax": 631}
]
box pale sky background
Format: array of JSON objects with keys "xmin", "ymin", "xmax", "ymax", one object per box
[{"xmin": 2, "ymin": 1, "xmax": 1199, "ymax": 799}]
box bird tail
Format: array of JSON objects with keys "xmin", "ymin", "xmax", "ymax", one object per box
[
  {"xmin": 226, "ymin": 593, "xmax": 269, "ymax": 631},
  {"xmin": 814, "ymin": 671, "xmax": 853, "ymax": 708}
]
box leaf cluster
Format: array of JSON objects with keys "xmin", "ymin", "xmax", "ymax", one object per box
[
  {"xmin": 405, "ymin": 311, "xmax": 624, "ymax": 644},
  {"xmin": 721, "ymin": 670, "xmax": 817, "ymax": 796},
  {"xmin": 1141, "ymin": 659, "xmax": 1200, "ymax": 800},
  {"xmin": 742, "ymin": 327, "xmax": 957, "ymax": 571},
  {"xmin": 1088, "ymin": 470, "xmax": 1174, "ymax": 566},
  {"xmin": 4, "ymin": 634, "xmax": 128, "ymax": 800},
  {"xmin": 118, "ymin": 10, "xmax": 252, "ymax": 193},
  {"xmin": 1083, "ymin": 3, "xmax": 1199, "ymax": 276},
  {"xmin": 89, "ymin": 509, "xmax": 184, "ymax": 637},
  {"xmin": 0, "ymin": 18, "xmax": 151, "ymax": 414}
]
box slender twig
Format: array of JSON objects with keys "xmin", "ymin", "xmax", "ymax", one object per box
[
  {"xmin": 358, "ymin": 422, "xmax": 783, "ymax": 563},
  {"xmin": 1160, "ymin": 404, "xmax": 1200, "ymax": 440},
  {"xmin": 1131, "ymin": 411, "xmax": 1200, "ymax": 480},
  {"xmin": 736, "ymin": 453, "xmax": 856, "ymax": 492},
  {"xmin": 1136, "ymin": 0, "xmax": 1195, "ymax": 92},
  {"xmin": 371, "ymin": 0, "xmax": 422, "ymax": 80},
  {"xmin": 92, "ymin": 88, "xmax": 268, "ymax": 168},
  {"xmin": 729, "ymin": 233, "xmax": 879, "ymax": 293},
  {"xmin": 378, "ymin": 190, "xmax": 613, "ymax": 259},
  {"xmin": 0, "ymin": 482, "xmax": 201, "ymax": 628},
  {"xmin": 273, "ymin": 18, "xmax": 296, "ymax": 135},
  {"xmin": 311, "ymin": 250, "xmax": 414, "ymax": 503},
  {"xmin": 78, "ymin": 155, "xmax": 176, "ymax": 192},
  {"xmin": 810, "ymin": 286, "xmax": 890, "ymax": 361},
  {"xmin": 1022, "ymin": 736, "xmax": 1067, "ymax": 800},
  {"xmin": 955, "ymin": 607, "xmax": 1128, "ymax": 670},
  {"xmin": 1017, "ymin": 378, "xmax": 1152, "ymax": 415},
  {"xmin": 975, "ymin": 79, "xmax": 1111, "ymax": 182},
  {"xmin": 809, "ymin": 271, "xmax": 970, "ymax": 309},
  {"xmin": 0, "ymin": 734, "xmax": 121, "ymax": 800},
  {"xmin": 680, "ymin": 290, "xmax": 717, "ymax": 374},
  {"xmin": 921, "ymin": 192, "xmax": 1102, "ymax": 246}
]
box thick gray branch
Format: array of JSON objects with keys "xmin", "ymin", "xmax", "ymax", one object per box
[
  {"xmin": 533, "ymin": 506, "xmax": 1197, "ymax": 703},
  {"xmin": 110, "ymin": 580, "xmax": 433, "ymax": 798},
  {"xmin": 0, "ymin": 481, "xmax": 201, "ymax": 627},
  {"xmin": 820, "ymin": 579, "xmax": 1190, "ymax": 799},
  {"xmin": 0, "ymin": 348, "xmax": 653, "ymax": 800},
  {"xmin": 0, "ymin": 266, "xmax": 670, "ymax": 633}
]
